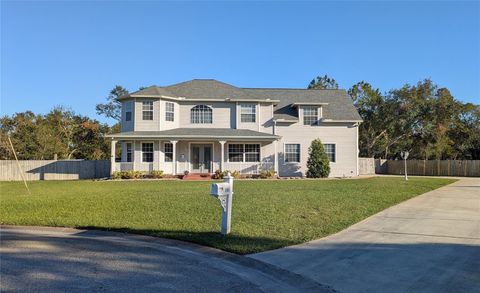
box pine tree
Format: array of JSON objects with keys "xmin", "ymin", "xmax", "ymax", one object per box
[{"xmin": 306, "ymin": 139, "xmax": 331, "ymax": 178}]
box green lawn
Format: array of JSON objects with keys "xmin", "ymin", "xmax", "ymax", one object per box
[{"xmin": 0, "ymin": 177, "xmax": 454, "ymax": 254}]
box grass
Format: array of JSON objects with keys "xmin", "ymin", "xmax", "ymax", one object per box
[{"xmin": 0, "ymin": 177, "xmax": 455, "ymax": 254}]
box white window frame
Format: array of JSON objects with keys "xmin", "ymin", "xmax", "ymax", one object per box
[
  {"xmin": 126, "ymin": 142, "xmax": 133, "ymax": 162},
  {"xmin": 164, "ymin": 142, "xmax": 173, "ymax": 162},
  {"xmin": 284, "ymin": 143, "xmax": 301, "ymax": 163},
  {"xmin": 165, "ymin": 102, "xmax": 174, "ymax": 122},
  {"xmin": 227, "ymin": 143, "xmax": 261, "ymax": 163},
  {"xmin": 142, "ymin": 101, "xmax": 154, "ymax": 121},
  {"xmin": 240, "ymin": 103, "xmax": 256, "ymax": 123},
  {"xmin": 323, "ymin": 143, "xmax": 336, "ymax": 163},
  {"xmin": 125, "ymin": 102, "xmax": 132, "ymax": 122},
  {"xmin": 303, "ymin": 106, "xmax": 318, "ymax": 125},
  {"xmin": 191, "ymin": 105, "xmax": 213, "ymax": 124},
  {"xmin": 141, "ymin": 142, "xmax": 154, "ymax": 163}
]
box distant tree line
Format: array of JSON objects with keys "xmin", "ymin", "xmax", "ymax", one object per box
[
  {"xmin": 309, "ymin": 75, "xmax": 480, "ymax": 159},
  {"xmin": 0, "ymin": 86, "xmax": 128, "ymax": 160},
  {"xmin": 1, "ymin": 78, "xmax": 478, "ymax": 160}
]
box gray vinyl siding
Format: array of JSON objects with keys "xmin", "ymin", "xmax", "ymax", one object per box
[
  {"xmin": 121, "ymin": 100, "xmax": 134, "ymax": 132},
  {"xmin": 276, "ymin": 122, "xmax": 358, "ymax": 177},
  {"xmin": 179, "ymin": 102, "xmax": 235, "ymax": 128},
  {"xmin": 134, "ymin": 99, "xmax": 161, "ymax": 131},
  {"xmin": 160, "ymin": 100, "xmax": 180, "ymax": 130}
]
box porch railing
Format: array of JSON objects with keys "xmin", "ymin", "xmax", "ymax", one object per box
[
  {"xmin": 223, "ymin": 161, "xmax": 274, "ymax": 174},
  {"xmin": 115, "ymin": 162, "xmax": 134, "ymax": 172}
]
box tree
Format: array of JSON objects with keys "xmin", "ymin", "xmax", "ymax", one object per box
[
  {"xmin": 0, "ymin": 108, "xmax": 112, "ymax": 160},
  {"xmin": 306, "ymin": 139, "xmax": 331, "ymax": 178},
  {"xmin": 307, "ymin": 75, "xmax": 339, "ymax": 89},
  {"xmin": 95, "ymin": 85, "xmax": 129, "ymax": 121}
]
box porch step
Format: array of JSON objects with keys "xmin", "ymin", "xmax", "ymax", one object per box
[{"xmin": 183, "ymin": 173, "xmax": 213, "ymax": 180}]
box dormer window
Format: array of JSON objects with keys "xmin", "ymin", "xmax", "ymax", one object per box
[
  {"xmin": 191, "ymin": 105, "xmax": 212, "ymax": 124},
  {"xmin": 303, "ymin": 106, "xmax": 318, "ymax": 125},
  {"xmin": 142, "ymin": 101, "xmax": 154, "ymax": 120},
  {"xmin": 240, "ymin": 104, "xmax": 256, "ymax": 123}
]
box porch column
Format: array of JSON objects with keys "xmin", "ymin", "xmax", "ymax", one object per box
[
  {"xmin": 219, "ymin": 140, "xmax": 226, "ymax": 172},
  {"xmin": 170, "ymin": 140, "xmax": 178, "ymax": 175},
  {"xmin": 110, "ymin": 139, "xmax": 117, "ymax": 176},
  {"xmin": 274, "ymin": 140, "xmax": 279, "ymax": 175}
]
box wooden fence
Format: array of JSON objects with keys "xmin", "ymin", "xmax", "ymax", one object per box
[
  {"xmin": 0, "ymin": 160, "xmax": 110, "ymax": 181},
  {"xmin": 359, "ymin": 158, "xmax": 479, "ymax": 177}
]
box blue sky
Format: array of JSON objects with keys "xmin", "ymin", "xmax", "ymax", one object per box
[{"xmin": 2, "ymin": 1, "xmax": 479, "ymax": 125}]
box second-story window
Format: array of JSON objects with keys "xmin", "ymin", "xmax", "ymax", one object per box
[
  {"xmin": 240, "ymin": 104, "xmax": 256, "ymax": 123},
  {"xmin": 125, "ymin": 102, "xmax": 132, "ymax": 121},
  {"xmin": 303, "ymin": 106, "xmax": 318, "ymax": 125},
  {"xmin": 142, "ymin": 101, "xmax": 154, "ymax": 120},
  {"xmin": 191, "ymin": 105, "xmax": 212, "ymax": 124},
  {"xmin": 165, "ymin": 102, "xmax": 174, "ymax": 122}
]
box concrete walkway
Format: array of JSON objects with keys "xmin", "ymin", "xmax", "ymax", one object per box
[
  {"xmin": 249, "ymin": 178, "xmax": 480, "ymax": 293},
  {"xmin": 0, "ymin": 226, "xmax": 332, "ymax": 293}
]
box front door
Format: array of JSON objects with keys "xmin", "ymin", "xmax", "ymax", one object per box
[{"xmin": 191, "ymin": 144, "xmax": 212, "ymax": 173}]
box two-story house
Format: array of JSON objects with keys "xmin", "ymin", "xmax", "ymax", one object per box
[{"xmin": 107, "ymin": 79, "xmax": 362, "ymax": 177}]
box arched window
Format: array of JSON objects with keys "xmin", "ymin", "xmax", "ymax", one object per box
[{"xmin": 191, "ymin": 105, "xmax": 213, "ymax": 124}]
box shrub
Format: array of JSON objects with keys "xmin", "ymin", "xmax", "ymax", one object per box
[
  {"xmin": 111, "ymin": 171, "xmax": 144, "ymax": 179},
  {"xmin": 151, "ymin": 170, "xmax": 164, "ymax": 179},
  {"xmin": 259, "ymin": 168, "xmax": 276, "ymax": 179},
  {"xmin": 212, "ymin": 170, "xmax": 240, "ymax": 179},
  {"xmin": 111, "ymin": 171, "xmax": 122, "ymax": 180},
  {"xmin": 306, "ymin": 139, "xmax": 331, "ymax": 178}
]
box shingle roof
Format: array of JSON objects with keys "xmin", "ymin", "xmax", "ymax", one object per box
[
  {"xmin": 242, "ymin": 88, "xmax": 362, "ymax": 121},
  {"xmin": 124, "ymin": 79, "xmax": 362, "ymax": 122},
  {"xmin": 107, "ymin": 128, "xmax": 279, "ymax": 140}
]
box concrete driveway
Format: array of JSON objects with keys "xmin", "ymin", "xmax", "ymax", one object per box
[
  {"xmin": 0, "ymin": 226, "xmax": 331, "ymax": 293},
  {"xmin": 250, "ymin": 178, "xmax": 480, "ymax": 293}
]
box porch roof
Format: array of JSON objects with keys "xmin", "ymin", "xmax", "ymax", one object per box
[{"xmin": 107, "ymin": 128, "xmax": 280, "ymax": 141}]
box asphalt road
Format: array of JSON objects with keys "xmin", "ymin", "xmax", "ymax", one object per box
[
  {"xmin": 0, "ymin": 226, "xmax": 332, "ymax": 293},
  {"xmin": 250, "ymin": 178, "xmax": 480, "ymax": 293}
]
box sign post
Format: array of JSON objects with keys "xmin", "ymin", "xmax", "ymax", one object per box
[
  {"xmin": 401, "ymin": 151, "xmax": 409, "ymax": 181},
  {"xmin": 210, "ymin": 172, "xmax": 234, "ymax": 235}
]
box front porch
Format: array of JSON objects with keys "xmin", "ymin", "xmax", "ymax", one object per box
[{"xmin": 107, "ymin": 129, "xmax": 280, "ymax": 176}]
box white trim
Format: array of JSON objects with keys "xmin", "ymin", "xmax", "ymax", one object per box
[
  {"xmin": 322, "ymin": 142, "xmax": 337, "ymax": 164},
  {"xmin": 124, "ymin": 94, "xmax": 280, "ymax": 104},
  {"xmin": 283, "ymin": 143, "xmax": 301, "ymax": 164},
  {"xmin": 141, "ymin": 141, "xmax": 155, "ymax": 163},
  {"xmin": 239, "ymin": 103, "xmax": 257, "ymax": 124},
  {"xmin": 226, "ymin": 142, "xmax": 262, "ymax": 163},
  {"xmin": 188, "ymin": 142, "xmax": 215, "ymax": 173}
]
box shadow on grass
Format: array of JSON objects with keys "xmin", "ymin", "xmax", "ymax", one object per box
[{"xmin": 75, "ymin": 226, "xmax": 296, "ymax": 254}]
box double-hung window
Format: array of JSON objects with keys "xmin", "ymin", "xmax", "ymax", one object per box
[
  {"xmin": 164, "ymin": 143, "xmax": 173, "ymax": 162},
  {"xmin": 324, "ymin": 144, "xmax": 336, "ymax": 162},
  {"xmin": 240, "ymin": 104, "xmax": 256, "ymax": 123},
  {"xmin": 303, "ymin": 106, "xmax": 318, "ymax": 125},
  {"xmin": 142, "ymin": 143, "xmax": 154, "ymax": 162},
  {"xmin": 228, "ymin": 144, "xmax": 244, "ymax": 162},
  {"xmin": 125, "ymin": 102, "xmax": 132, "ymax": 121},
  {"xmin": 165, "ymin": 102, "xmax": 174, "ymax": 122},
  {"xmin": 126, "ymin": 143, "xmax": 133, "ymax": 162},
  {"xmin": 228, "ymin": 144, "xmax": 260, "ymax": 162},
  {"xmin": 245, "ymin": 144, "xmax": 260, "ymax": 162},
  {"xmin": 285, "ymin": 144, "xmax": 300, "ymax": 163},
  {"xmin": 142, "ymin": 101, "xmax": 154, "ymax": 120},
  {"xmin": 191, "ymin": 105, "xmax": 212, "ymax": 124}
]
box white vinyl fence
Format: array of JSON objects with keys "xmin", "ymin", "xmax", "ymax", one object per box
[{"xmin": 0, "ymin": 160, "xmax": 110, "ymax": 181}]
